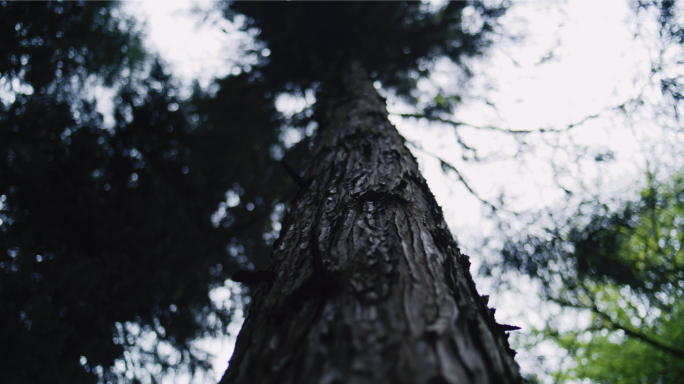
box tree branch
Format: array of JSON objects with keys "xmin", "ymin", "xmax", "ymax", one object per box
[
  {"xmin": 586, "ymin": 299, "xmax": 684, "ymax": 361},
  {"xmin": 394, "ymin": 113, "xmax": 533, "ymax": 133},
  {"xmin": 393, "ymin": 113, "xmax": 601, "ymax": 134},
  {"xmin": 550, "ymin": 296, "xmax": 684, "ymax": 361}
]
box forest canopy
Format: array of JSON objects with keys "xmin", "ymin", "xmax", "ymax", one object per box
[{"xmin": 2, "ymin": 0, "xmax": 684, "ymax": 383}]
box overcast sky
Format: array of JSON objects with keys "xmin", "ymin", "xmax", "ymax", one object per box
[{"xmin": 121, "ymin": 1, "xmax": 673, "ymax": 382}]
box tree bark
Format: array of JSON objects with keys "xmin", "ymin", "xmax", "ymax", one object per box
[{"xmin": 220, "ymin": 61, "xmax": 521, "ymax": 384}]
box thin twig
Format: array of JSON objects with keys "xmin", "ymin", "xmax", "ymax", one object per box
[
  {"xmin": 394, "ymin": 113, "xmax": 532, "ymax": 133},
  {"xmin": 404, "ymin": 139, "xmax": 502, "ymax": 213},
  {"xmin": 393, "ymin": 113, "xmax": 601, "ymax": 133}
]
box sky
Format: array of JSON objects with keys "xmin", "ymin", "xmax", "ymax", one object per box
[{"xmin": 120, "ymin": 1, "xmax": 676, "ymax": 382}]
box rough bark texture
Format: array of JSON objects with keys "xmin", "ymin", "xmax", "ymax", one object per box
[{"xmin": 220, "ymin": 61, "xmax": 521, "ymax": 384}]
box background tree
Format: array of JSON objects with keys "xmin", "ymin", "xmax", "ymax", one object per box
[
  {"xmin": 495, "ymin": 172, "xmax": 684, "ymax": 383},
  {"xmin": 1, "ymin": 2, "xmax": 294, "ymax": 382},
  {"xmin": 481, "ymin": 1, "xmax": 684, "ymax": 381}
]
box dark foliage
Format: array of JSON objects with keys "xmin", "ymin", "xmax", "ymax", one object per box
[
  {"xmin": 224, "ymin": 1, "xmax": 506, "ymax": 109},
  {"xmin": 0, "ymin": 1, "xmax": 293, "ymax": 382}
]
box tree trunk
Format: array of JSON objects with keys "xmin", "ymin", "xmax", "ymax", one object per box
[{"xmin": 220, "ymin": 61, "xmax": 521, "ymax": 384}]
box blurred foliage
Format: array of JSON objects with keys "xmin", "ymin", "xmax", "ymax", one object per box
[
  {"xmin": 485, "ymin": 1, "xmax": 684, "ymax": 381},
  {"xmin": 1, "ymin": 0, "xmax": 509, "ymax": 383},
  {"xmin": 223, "ymin": 0, "xmax": 507, "ymax": 114},
  {"xmin": 0, "ymin": 1, "xmax": 292, "ymax": 383},
  {"xmin": 634, "ymin": 0, "xmax": 684, "ymax": 119},
  {"xmin": 491, "ymin": 173, "xmax": 684, "ymax": 383}
]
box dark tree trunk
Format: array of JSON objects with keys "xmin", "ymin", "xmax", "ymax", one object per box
[{"xmin": 220, "ymin": 61, "xmax": 521, "ymax": 384}]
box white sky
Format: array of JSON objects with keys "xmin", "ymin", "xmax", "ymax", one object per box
[
  {"xmin": 123, "ymin": 1, "xmax": 242, "ymax": 88},
  {"xmin": 122, "ymin": 0, "xmax": 679, "ymax": 382}
]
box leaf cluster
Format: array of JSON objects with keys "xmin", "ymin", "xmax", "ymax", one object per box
[{"xmin": 491, "ymin": 173, "xmax": 684, "ymax": 382}]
